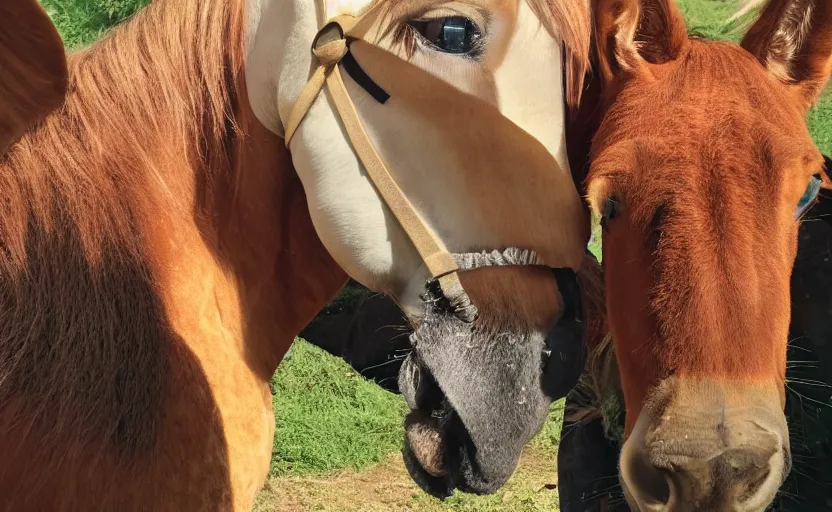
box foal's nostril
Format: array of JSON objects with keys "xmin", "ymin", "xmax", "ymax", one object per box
[
  {"xmin": 626, "ymin": 447, "xmax": 672, "ymax": 506},
  {"xmin": 714, "ymin": 447, "xmax": 775, "ymax": 502},
  {"xmin": 629, "ymin": 445, "xmax": 778, "ymax": 508}
]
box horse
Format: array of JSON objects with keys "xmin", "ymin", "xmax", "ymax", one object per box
[
  {"xmin": 0, "ymin": 0, "xmax": 602, "ymax": 508},
  {"xmin": 582, "ymin": 0, "xmax": 832, "ymax": 509},
  {"xmin": 0, "ymin": 0, "xmax": 68, "ymax": 152},
  {"xmin": 556, "ymin": 162, "xmax": 832, "ymax": 512}
]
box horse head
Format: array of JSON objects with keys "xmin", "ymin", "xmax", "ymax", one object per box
[
  {"xmin": 587, "ymin": 0, "xmax": 832, "ymax": 509},
  {"xmin": 246, "ymin": 0, "xmax": 595, "ymax": 496}
]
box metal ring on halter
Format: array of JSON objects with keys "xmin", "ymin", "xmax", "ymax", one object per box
[{"xmin": 312, "ymin": 20, "xmax": 345, "ymax": 50}]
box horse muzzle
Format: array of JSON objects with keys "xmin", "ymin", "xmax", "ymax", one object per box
[{"xmin": 397, "ymin": 259, "xmax": 586, "ymax": 497}]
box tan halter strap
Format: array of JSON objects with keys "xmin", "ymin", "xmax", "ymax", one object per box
[{"xmin": 283, "ymin": 9, "xmax": 475, "ymax": 319}]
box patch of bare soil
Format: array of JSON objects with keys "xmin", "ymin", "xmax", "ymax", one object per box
[{"xmin": 254, "ymin": 446, "xmax": 559, "ymax": 512}]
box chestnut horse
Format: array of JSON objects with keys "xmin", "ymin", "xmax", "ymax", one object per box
[
  {"xmin": 585, "ymin": 0, "xmax": 832, "ymax": 509},
  {"xmin": 0, "ymin": 0, "xmax": 599, "ymax": 509},
  {"xmin": 0, "ymin": 0, "xmax": 67, "ymax": 151}
]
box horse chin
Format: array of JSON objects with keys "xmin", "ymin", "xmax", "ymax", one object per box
[
  {"xmin": 401, "ymin": 394, "xmax": 520, "ymax": 498},
  {"xmin": 398, "ymin": 295, "xmax": 557, "ymax": 498}
]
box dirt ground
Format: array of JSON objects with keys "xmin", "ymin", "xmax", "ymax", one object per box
[{"xmin": 254, "ymin": 446, "xmax": 560, "ymax": 512}]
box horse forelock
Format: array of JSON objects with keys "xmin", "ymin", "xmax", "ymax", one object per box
[{"xmin": 0, "ymin": 0, "xmax": 248, "ymax": 482}]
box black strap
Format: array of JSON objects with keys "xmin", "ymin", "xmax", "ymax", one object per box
[
  {"xmin": 342, "ymin": 47, "xmax": 390, "ymax": 104},
  {"xmin": 823, "ymin": 154, "xmax": 831, "ymax": 181}
]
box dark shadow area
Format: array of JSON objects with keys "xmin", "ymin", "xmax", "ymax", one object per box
[
  {"xmin": 774, "ymin": 187, "xmax": 832, "ymax": 512},
  {"xmin": 0, "ymin": 210, "xmax": 231, "ymax": 509},
  {"xmin": 299, "ymin": 280, "xmax": 411, "ymax": 393}
]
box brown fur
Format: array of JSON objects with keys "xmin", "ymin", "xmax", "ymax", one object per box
[
  {"xmin": 741, "ymin": 0, "xmax": 832, "ymax": 108},
  {"xmin": 0, "ymin": 0, "xmax": 345, "ymax": 509},
  {"xmin": 0, "ymin": 0, "xmax": 244, "ymax": 454},
  {"xmin": 588, "ymin": 0, "xmax": 830, "ymax": 432},
  {"xmin": 586, "ymin": 0, "xmax": 832, "ymax": 507},
  {"xmin": 0, "ymin": 0, "xmax": 68, "ymax": 152}
]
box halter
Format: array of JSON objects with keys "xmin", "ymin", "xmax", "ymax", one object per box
[{"xmin": 282, "ymin": 0, "xmax": 583, "ymax": 326}]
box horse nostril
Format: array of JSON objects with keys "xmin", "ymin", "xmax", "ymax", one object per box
[
  {"xmin": 715, "ymin": 447, "xmax": 775, "ymax": 502},
  {"xmin": 625, "ymin": 447, "xmax": 672, "ymax": 506}
]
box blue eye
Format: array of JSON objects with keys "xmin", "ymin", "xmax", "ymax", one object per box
[{"xmin": 796, "ymin": 174, "xmax": 822, "ymax": 219}]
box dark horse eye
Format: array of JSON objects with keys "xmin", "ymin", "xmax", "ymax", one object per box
[
  {"xmin": 603, "ymin": 196, "xmax": 618, "ymax": 220},
  {"xmin": 796, "ymin": 174, "xmax": 822, "ymax": 220},
  {"xmin": 600, "ymin": 196, "xmax": 619, "ymax": 231},
  {"xmin": 408, "ymin": 17, "xmax": 483, "ymax": 55}
]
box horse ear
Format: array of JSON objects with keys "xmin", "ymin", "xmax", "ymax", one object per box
[
  {"xmin": 593, "ymin": 0, "xmax": 688, "ymax": 85},
  {"xmin": 741, "ymin": 0, "xmax": 832, "ymax": 111},
  {"xmin": 0, "ymin": 0, "xmax": 68, "ymax": 151}
]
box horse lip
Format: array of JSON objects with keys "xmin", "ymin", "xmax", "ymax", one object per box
[
  {"xmin": 402, "ymin": 432, "xmax": 454, "ymax": 499},
  {"xmin": 403, "ymin": 400, "xmax": 518, "ymax": 497},
  {"xmin": 399, "ymin": 303, "xmax": 560, "ymax": 498},
  {"xmin": 404, "ymin": 411, "xmax": 447, "ymax": 477}
]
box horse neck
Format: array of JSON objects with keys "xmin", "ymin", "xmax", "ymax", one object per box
[
  {"xmin": 3, "ymin": 0, "xmax": 347, "ymax": 379},
  {"xmin": 137, "ymin": 2, "xmax": 350, "ymax": 375},
  {"xmin": 202, "ymin": 86, "xmax": 349, "ymax": 375}
]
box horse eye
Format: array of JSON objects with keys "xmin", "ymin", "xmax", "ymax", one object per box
[
  {"xmin": 407, "ymin": 17, "xmax": 483, "ymax": 55},
  {"xmin": 600, "ymin": 196, "xmax": 619, "ymax": 231},
  {"xmin": 603, "ymin": 196, "xmax": 619, "ymax": 221},
  {"xmin": 796, "ymin": 174, "xmax": 822, "ymax": 220}
]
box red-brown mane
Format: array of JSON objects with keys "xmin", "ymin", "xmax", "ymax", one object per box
[
  {"xmin": 0, "ymin": 0, "xmax": 247, "ymax": 502},
  {"xmin": 2, "ymin": 0, "xmax": 245, "ymax": 270}
]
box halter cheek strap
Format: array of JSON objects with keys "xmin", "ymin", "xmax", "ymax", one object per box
[{"xmin": 283, "ymin": 16, "xmax": 476, "ymax": 320}]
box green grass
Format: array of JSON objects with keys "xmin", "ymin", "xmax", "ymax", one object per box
[
  {"xmin": 678, "ymin": 0, "xmax": 746, "ymax": 41},
  {"xmin": 270, "ymin": 340, "xmax": 408, "ymax": 476},
  {"xmin": 40, "ymin": 0, "xmax": 148, "ymax": 49},
  {"xmin": 808, "ymin": 91, "xmax": 832, "ymax": 156},
  {"xmin": 269, "ymin": 338, "xmax": 566, "ymax": 476}
]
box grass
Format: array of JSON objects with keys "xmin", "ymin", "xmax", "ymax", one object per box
[
  {"xmin": 264, "ymin": 339, "xmax": 567, "ymax": 511},
  {"xmin": 40, "ymin": 0, "xmax": 148, "ymax": 49},
  {"xmin": 269, "ymin": 340, "xmax": 408, "ymax": 476},
  {"xmin": 808, "ymin": 90, "xmax": 832, "ymax": 156}
]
